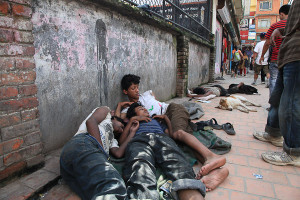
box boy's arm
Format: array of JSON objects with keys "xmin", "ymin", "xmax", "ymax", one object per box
[
  {"xmin": 110, "ymin": 120, "xmax": 139, "ymax": 158},
  {"xmin": 153, "ymin": 115, "xmax": 172, "ymax": 136},
  {"xmin": 115, "ymin": 102, "xmax": 133, "ymax": 119},
  {"xmin": 118, "ymin": 116, "xmax": 151, "ymax": 144},
  {"xmin": 86, "ymin": 107, "xmax": 110, "ymax": 147}
]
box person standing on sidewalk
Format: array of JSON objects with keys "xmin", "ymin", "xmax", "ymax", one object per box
[
  {"xmin": 259, "ymin": 4, "xmax": 290, "ymax": 94},
  {"xmin": 253, "ymin": 0, "xmax": 300, "ymax": 167},
  {"xmin": 251, "ymin": 33, "xmax": 270, "ymax": 86},
  {"xmin": 231, "ymin": 47, "xmax": 243, "ymax": 78}
]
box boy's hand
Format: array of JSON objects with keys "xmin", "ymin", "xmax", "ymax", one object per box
[
  {"xmin": 153, "ymin": 115, "xmax": 166, "ymax": 121},
  {"xmin": 132, "ymin": 116, "xmax": 151, "ymax": 122},
  {"xmin": 119, "ymin": 102, "xmax": 134, "ymax": 108},
  {"xmin": 130, "ymin": 120, "xmax": 139, "ymax": 133}
]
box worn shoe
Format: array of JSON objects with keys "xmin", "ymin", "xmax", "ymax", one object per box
[
  {"xmin": 253, "ymin": 131, "xmax": 283, "ymax": 147},
  {"xmin": 222, "ymin": 123, "xmax": 236, "ymax": 135},
  {"xmin": 261, "ymin": 151, "xmax": 300, "ymax": 167},
  {"xmin": 251, "ymin": 82, "xmax": 257, "ymax": 86}
]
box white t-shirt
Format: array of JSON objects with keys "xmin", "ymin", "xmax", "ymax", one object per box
[
  {"xmin": 75, "ymin": 106, "xmax": 119, "ymax": 154},
  {"xmin": 254, "ymin": 40, "xmax": 269, "ymax": 65},
  {"xmin": 122, "ymin": 90, "xmax": 169, "ymax": 117}
]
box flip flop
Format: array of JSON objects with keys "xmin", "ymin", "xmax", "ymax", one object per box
[
  {"xmin": 222, "ymin": 123, "xmax": 236, "ymax": 135},
  {"xmin": 208, "ymin": 118, "xmax": 222, "ymax": 130}
]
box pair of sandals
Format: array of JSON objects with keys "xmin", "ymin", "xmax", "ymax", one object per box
[{"xmin": 206, "ymin": 118, "xmax": 236, "ymax": 135}]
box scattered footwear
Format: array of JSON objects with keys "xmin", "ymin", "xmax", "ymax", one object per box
[
  {"xmin": 261, "ymin": 81, "xmax": 265, "ymax": 84},
  {"xmin": 207, "ymin": 118, "xmax": 222, "ymax": 130},
  {"xmin": 222, "ymin": 123, "xmax": 236, "ymax": 135},
  {"xmin": 253, "ymin": 131, "xmax": 283, "ymax": 147},
  {"xmin": 261, "ymin": 151, "xmax": 300, "ymax": 166},
  {"xmin": 251, "ymin": 82, "xmax": 257, "ymax": 86}
]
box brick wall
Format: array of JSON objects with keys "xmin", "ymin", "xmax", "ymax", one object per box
[
  {"xmin": 0, "ymin": 0, "xmax": 44, "ymax": 182},
  {"xmin": 176, "ymin": 35, "xmax": 189, "ymax": 97}
]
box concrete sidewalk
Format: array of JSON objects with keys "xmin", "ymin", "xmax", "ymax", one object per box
[{"xmin": 1, "ymin": 72, "xmax": 300, "ymax": 200}]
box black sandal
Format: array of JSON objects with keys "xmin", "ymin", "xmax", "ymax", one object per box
[
  {"xmin": 222, "ymin": 123, "xmax": 236, "ymax": 135},
  {"xmin": 208, "ymin": 118, "xmax": 222, "ymax": 130}
]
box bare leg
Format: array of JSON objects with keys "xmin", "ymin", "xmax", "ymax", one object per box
[
  {"xmin": 200, "ymin": 167, "xmax": 229, "ymax": 192},
  {"xmin": 178, "ymin": 189, "xmax": 204, "ymax": 200},
  {"xmin": 172, "ymin": 130, "xmax": 226, "ymax": 176}
]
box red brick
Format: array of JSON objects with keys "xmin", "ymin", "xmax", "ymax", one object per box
[
  {"xmin": 9, "ymin": 0, "xmax": 31, "ymax": 5},
  {"xmin": 22, "ymin": 45, "xmax": 34, "ymax": 56},
  {"xmin": 14, "ymin": 30, "xmax": 33, "ymax": 43},
  {"xmin": 286, "ymin": 173, "xmax": 300, "ymax": 187},
  {"xmin": 13, "ymin": 18, "xmax": 32, "ymax": 31},
  {"xmin": 1, "ymin": 138, "xmax": 24, "ymax": 154},
  {"xmin": 230, "ymin": 191, "xmax": 260, "ymax": 200},
  {"xmin": 24, "ymin": 131, "xmax": 40, "ymax": 145},
  {"xmin": 26, "ymin": 154, "xmax": 44, "ymax": 167},
  {"xmin": 0, "ymin": 57, "xmax": 15, "ymax": 72},
  {"xmin": 19, "ymin": 84, "xmax": 37, "ymax": 96},
  {"xmin": 0, "ymin": 1, "xmax": 10, "ymax": 15},
  {"xmin": 20, "ymin": 142, "xmax": 43, "ymax": 159},
  {"xmin": 21, "ymin": 108, "xmax": 38, "ymax": 121},
  {"xmin": 12, "ymin": 4, "xmax": 31, "ymax": 18},
  {"xmin": 0, "ymin": 16, "xmax": 13, "ymax": 28},
  {"xmin": 220, "ymin": 175, "xmax": 245, "ymax": 192},
  {"xmin": 0, "ymin": 71, "xmax": 36, "ymax": 86},
  {"xmin": 274, "ymin": 184, "xmax": 300, "ymax": 199},
  {"xmin": 3, "ymin": 151, "xmax": 22, "ymax": 166},
  {"xmin": 21, "ymin": 97, "xmax": 39, "ymax": 109},
  {"xmin": 0, "ymin": 112, "xmax": 21, "ymax": 127},
  {"xmin": 0, "ymin": 99, "xmax": 22, "ymax": 111},
  {"xmin": 0, "ymin": 86, "xmax": 18, "ymax": 99},
  {"xmin": 0, "ymin": 28, "xmax": 14, "ymax": 42},
  {"xmin": 0, "ymin": 161, "xmax": 26, "ymax": 180},
  {"xmin": 259, "ymin": 169, "xmax": 289, "ymax": 185},
  {"xmin": 246, "ymin": 179, "xmax": 275, "ymax": 198},
  {"xmin": 1, "ymin": 119, "xmax": 40, "ymax": 140},
  {"xmin": 16, "ymin": 58, "xmax": 35, "ymax": 69}
]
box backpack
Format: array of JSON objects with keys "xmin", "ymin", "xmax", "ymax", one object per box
[{"xmin": 233, "ymin": 51, "xmax": 241, "ymax": 62}]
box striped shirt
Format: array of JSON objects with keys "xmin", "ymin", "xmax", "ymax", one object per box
[
  {"xmin": 265, "ymin": 19, "xmax": 287, "ymax": 61},
  {"xmin": 135, "ymin": 119, "xmax": 165, "ymax": 135},
  {"xmin": 278, "ymin": 0, "xmax": 300, "ymax": 68}
]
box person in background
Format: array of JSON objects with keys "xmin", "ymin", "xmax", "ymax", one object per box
[
  {"xmin": 259, "ymin": 4, "xmax": 290, "ymax": 94},
  {"xmin": 231, "ymin": 47, "xmax": 243, "ymax": 79},
  {"xmin": 252, "ymin": 33, "xmax": 269, "ymax": 86}
]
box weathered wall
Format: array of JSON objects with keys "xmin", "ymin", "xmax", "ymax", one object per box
[
  {"xmin": 188, "ymin": 41, "xmax": 210, "ymax": 88},
  {"xmin": 32, "ymin": 0, "xmax": 177, "ymax": 152}
]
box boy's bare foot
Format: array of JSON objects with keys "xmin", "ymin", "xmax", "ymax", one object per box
[
  {"xmin": 200, "ymin": 167, "xmax": 229, "ymax": 192},
  {"xmin": 196, "ymin": 155, "xmax": 226, "ymax": 177}
]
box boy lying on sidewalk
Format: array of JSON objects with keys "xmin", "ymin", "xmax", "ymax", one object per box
[
  {"xmin": 116, "ymin": 74, "xmax": 228, "ymax": 179},
  {"xmin": 122, "ymin": 102, "xmax": 228, "ymax": 199}
]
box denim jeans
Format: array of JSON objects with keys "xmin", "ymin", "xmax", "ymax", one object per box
[
  {"xmin": 123, "ymin": 133, "xmax": 205, "ymax": 199},
  {"xmin": 269, "ymin": 62, "xmax": 279, "ymax": 95},
  {"xmin": 266, "ymin": 61, "xmax": 300, "ymax": 156},
  {"xmin": 60, "ymin": 134, "xmax": 128, "ymax": 200}
]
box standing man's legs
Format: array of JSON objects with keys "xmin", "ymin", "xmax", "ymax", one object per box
[
  {"xmin": 252, "ymin": 64, "xmax": 261, "ymax": 85},
  {"xmin": 261, "ymin": 61, "xmax": 300, "ymax": 166},
  {"xmin": 269, "ymin": 62, "xmax": 279, "ymax": 95},
  {"xmin": 253, "ymin": 69, "xmax": 284, "ymax": 147}
]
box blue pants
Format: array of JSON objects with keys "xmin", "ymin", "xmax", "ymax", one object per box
[
  {"xmin": 60, "ymin": 134, "xmax": 128, "ymax": 200},
  {"xmin": 123, "ymin": 133, "xmax": 205, "ymax": 199},
  {"xmin": 266, "ymin": 61, "xmax": 300, "ymax": 156},
  {"xmin": 269, "ymin": 62, "xmax": 279, "ymax": 95}
]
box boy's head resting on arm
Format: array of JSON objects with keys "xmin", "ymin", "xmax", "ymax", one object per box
[
  {"xmin": 121, "ymin": 74, "xmax": 140, "ymax": 101},
  {"xmin": 193, "ymin": 87, "xmax": 206, "ymax": 95},
  {"xmin": 111, "ymin": 116, "xmax": 125, "ymax": 139},
  {"xmin": 127, "ymin": 102, "xmax": 150, "ymax": 119}
]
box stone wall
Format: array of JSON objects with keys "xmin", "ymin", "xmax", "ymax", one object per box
[{"xmin": 0, "ymin": 0, "xmax": 44, "ymax": 182}]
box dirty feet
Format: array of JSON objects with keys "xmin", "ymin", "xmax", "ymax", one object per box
[
  {"xmin": 196, "ymin": 155, "xmax": 226, "ymax": 177},
  {"xmin": 200, "ymin": 167, "xmax": 229, "ymax": 192}
]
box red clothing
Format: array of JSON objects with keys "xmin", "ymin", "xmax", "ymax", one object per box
[{"xmin": 265, "ymin": 19, "xmax": 287, "ymax": 61}]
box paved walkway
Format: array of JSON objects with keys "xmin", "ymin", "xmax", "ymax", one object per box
[{"xmin": 1, "ymin": 72, "xmax": 300, "ymax": 200}]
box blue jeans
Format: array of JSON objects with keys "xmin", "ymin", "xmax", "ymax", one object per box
[
  {"xmin": 266, "ymin": 61, "xmax": 300, "ymax": 156},
  {"xmin": 123, "ymin": 133, "xmax": 206, "ymax": 199},
  {"xmin": 269, "ymin": 62, "xmax": 279, "ymax": 95},
  {"xmin": 60, "ymin": 134, "xmax": 128, "ymax": 200}
]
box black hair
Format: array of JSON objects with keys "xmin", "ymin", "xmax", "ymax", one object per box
[
  {"xmin": 121, "ymin": 74, "xmax": 140, "ymax": 91},
  {"xmin": 279, "ymin": 4, "xmax": 290, "ymax": 15},
  {"xmin": 111, "ymin": 116, "xmax": 126, "ymax": 126},
  {"xmin": 193, "ymin": 87, "xmax": 206, "ymax": 95},
  {"xmin": 126, "ymin": 102, "xmax": 143, "ymax": 119}
]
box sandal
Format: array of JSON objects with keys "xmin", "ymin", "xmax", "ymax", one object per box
[
  {"xmin": 207, "ymin": 118, "xmax": 222, "ymax": 130},
  {"xmin": 222, "ymin": 123, "xmax": 236, "ymax": 135}
]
